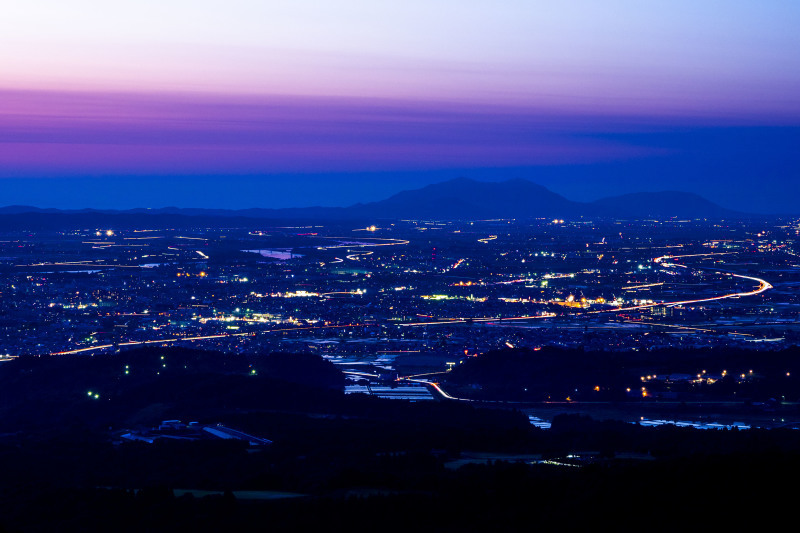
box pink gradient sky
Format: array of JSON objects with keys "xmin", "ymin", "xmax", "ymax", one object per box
[
  {"xmin": 3, "ymin": 1, "xmax": 799, "ymax": 114},
  {"xmin": 1, "ymin": 1, "xmax": 799, "ymax": 210}
]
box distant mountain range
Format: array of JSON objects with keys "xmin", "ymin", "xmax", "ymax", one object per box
[{"xmin": 0, "ymin": 178, "xmax": 746, "ymax": 228}]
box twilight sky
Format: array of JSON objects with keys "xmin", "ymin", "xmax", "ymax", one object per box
[{"xmin": 1, "ymin": 1, "xmax": 799, "ymax": 212}]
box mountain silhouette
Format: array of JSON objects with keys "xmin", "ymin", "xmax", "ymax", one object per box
[
  {"xmin": 0, "ymin": 178, "xmax": 745, "ymax": 226},
  {"xmin": 590, "ymin": 190, "xmax": 737, "ymax": 218}
]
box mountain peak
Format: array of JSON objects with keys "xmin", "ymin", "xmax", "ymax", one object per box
[
  {"xmin": 0, "ymin": 178, "xmax": 746, "ymax": 223},
  {"xmin": 349, "ymin": 178, "xmax": 577, "ymax": 219},
  {"xmin": 591, "ymin": 190, "xmax": 738, "ymax": 218}
]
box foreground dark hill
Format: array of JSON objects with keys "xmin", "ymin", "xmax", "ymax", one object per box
[
  {"xmin": 0, "ymin": 348, "xmax": 346, "ymax": 434},
  {"xmin": 2, "ymin": 348, "xmax": 800, "ymax": 532},
  {"xmin": 0, "ymin": 347, "xmax": 525, "ymax": 443},
  {"xmin": 0, "ymin": 178, "xmax": 744, "ymax": 227},
  {"xmin": 443, "ymin": 346, "xmax": 800, "ymax": 404}
]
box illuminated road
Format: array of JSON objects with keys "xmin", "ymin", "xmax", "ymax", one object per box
[
  {"xmin": 622, "ymin": 282, "xmax": 664, "ymax": 291},
  {"xmin": 400, "ymin": 252, "xmax": 772, "ymax": 327},
  {"xmin": 51, "ymin": 323, "xmax": 374, "ymax": 356},
  {"xmin": 399, "ymin": 314, "xmax": 551, "ymax": 327},
  {"xmin": 401, "ymin": 373, "xmax": 532, "ymax": 404},
  {"xmin": 345, "ymin": 251, "xmax": 373, "ymax": 261},
  {"xmin": 343, "ymin": 371, "xmax": 380, "ymax": 379},
  {"xmin": 652, "ymin": 252, "xmax": 735, "ymax": 264},
  {"xmin": 46, "ymin": 251, "xmax": 774, "ymax": 355},
  {"xmin": 319, "ymin": 289, "xmax": 365, "ymax": 297},
  {"xmin": 591, "ymin": 271, "xmax": 772, "ymax": 315},
  {"xmin": 621, "ymin": 320, "xmax": 754, "ymax": 337},
  {"xmin": 595, "ymin": 253, "xmax": 773, "ymax": 313},
  {"xmin": 402, "ymin": 376, "xmax": 467, "ymax": 401},
  {"xmin": 316, "ymin": 237, "xmax": 409, "ymax": 250}
]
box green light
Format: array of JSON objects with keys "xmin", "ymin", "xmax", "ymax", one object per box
[{"xmin": 87, "ymin": 391, "xmax": 93, "ymax": 396}]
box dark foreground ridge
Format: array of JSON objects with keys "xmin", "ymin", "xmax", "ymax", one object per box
[{"xmin": 0, "ymin": 346, "xmax": 799, "ymax": 531}]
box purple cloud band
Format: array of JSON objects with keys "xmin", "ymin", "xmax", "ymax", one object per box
[{"xmin": 0, "ymin": 89, "xmax": 687, "ymax": 177}]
